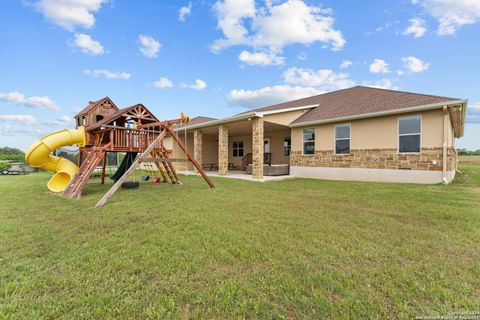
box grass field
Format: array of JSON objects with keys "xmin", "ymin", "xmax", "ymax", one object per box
[{"xmin": 1, "ymin": 158, "xmax": 479, "ymax": 319}]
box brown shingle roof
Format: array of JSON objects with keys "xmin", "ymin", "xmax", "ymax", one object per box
[
  {"xmin": 75, "ymin": 97, "xmax": 118, "ymax": 117},
  {"xmin": 175, "ymin": 116, "xmax": 217, "ymax": 130},
  {"xmin": 188, "ymin": 116, "xmax": 217, "ymax": 126},
  {"xmin": 87, "ymin": 104, "xmax": 159, "ymax": 130},
  {"xmin": 266, "ymin": 86, "xmax": 460, "ymax": 124}
]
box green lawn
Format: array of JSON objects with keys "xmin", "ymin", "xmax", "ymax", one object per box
[{"xmin": 1, "ymin": 159, "xmax": 479, "ymax": 319}]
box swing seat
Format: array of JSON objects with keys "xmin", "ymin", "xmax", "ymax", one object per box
[
  {"xmin": 151, "ymin": 176, "xmax": 161, "ymax": 183},
  {"xmin": 141, "ymin": 175, "xmax": 150, "ymax": 181},
  {"xmin": 121, "ymin": 181, "xmax": 139, "ymax": 189}
]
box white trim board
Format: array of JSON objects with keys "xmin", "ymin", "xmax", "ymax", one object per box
[
  {"xmin": 290, "ymin": 166, "xmax": 455, "ymax": 184},
  {"xmin": 289, "ymin": 100, "xmax": 466, "ymax": 128},
  {"xmin": 175, "ymin": 104, "xmax": 317, "ymax": 132}
]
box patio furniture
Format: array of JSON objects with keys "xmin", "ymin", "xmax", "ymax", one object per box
[
  {"xmin": 245, "ymin": 164, "xmax": 289, "ymax": 176},
  {"xmin": 241, "ymin": 152, "xmax": 272, "ymax": 170},
  {"xmin": 202, "ymin": 163, "xmax": 218, "ymax": 171}
]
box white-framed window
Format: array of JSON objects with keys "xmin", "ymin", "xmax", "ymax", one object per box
[
  {"xmin": 284, "ymin": 137, "xmax": 291, "ymax": 156},
  {"xmin": 303, "ymin": 128, "xmax": 315, "ymax": 155},
  {"xmin": 398, "ymin": 115, "xmax": 421, "ymax": 153},
  {"xmin": 335, "ymin": 124, "xmax": 351, "ymax": 154},
  {"xmin": 232, "ymin": 140, "xmax": 244, "ymax": 157}
]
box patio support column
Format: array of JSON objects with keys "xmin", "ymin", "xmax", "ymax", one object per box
[
  {"xmin": 218, "ymin": 124, "xmax": 228, "ymax": 176},
  {"xmin": 193, "ymin": 129, "xmax": 202, "ymax": 173},
  {"xmin": 252, "ymin": 117, "xmax": 264, "ymax": 179}
]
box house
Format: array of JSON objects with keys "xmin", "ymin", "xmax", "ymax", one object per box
[{"xmin": 166, "ymin": 86, "xmax": 468, "ymax": 184}]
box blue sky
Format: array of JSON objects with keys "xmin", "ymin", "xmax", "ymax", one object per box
[{"xmin": 0, "ymin": 0, "xmax": 479, "ymax": 151}]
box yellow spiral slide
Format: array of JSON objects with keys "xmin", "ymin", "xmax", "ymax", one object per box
[{"xmin": 25, "ymin": 127, "xmax": 86, "ymax": 192}]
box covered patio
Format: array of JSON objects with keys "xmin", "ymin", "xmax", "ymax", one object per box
[{"xmin": 172, "ymin": 116, "xmax": 292, "ymax": 179}]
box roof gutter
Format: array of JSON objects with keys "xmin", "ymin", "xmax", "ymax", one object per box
[
  {"xmin": 458, "ymin": 101, "xmax": 467, "ymax": 137},
  {"xmin": 175, "ymin": 111, "xmax": 259, "ymax": 131},
  {"xmin": 255, "ymin": 104, "xmax": 318, "ymax": 116},
  {"xmin": 289, "ymin": 100, "xmax": 467, "ymax": 128},
  {"xmin": 174, "ymin": 104, "xmax": 317, "ymax": 132}
]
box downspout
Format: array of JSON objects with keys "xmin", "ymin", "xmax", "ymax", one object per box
[{"xmin": 442, "ymin": 105, "xmax": 448, "ymax": 184}]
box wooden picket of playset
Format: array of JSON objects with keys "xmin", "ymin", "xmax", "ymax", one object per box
[{"xmin": 25, "ymin": 97, "xmax": 214, "ymax": 208}]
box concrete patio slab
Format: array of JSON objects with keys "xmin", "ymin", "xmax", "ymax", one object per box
[{"xmin": 178, "ymin": 170, "xmax": 296, "ymax": 182}]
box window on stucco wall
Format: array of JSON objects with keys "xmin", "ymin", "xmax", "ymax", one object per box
[
  {"xmin": 398, "ymin": 115, "xmax": 421, "ymax": 153},
  {"xmin": 335, "ymin": 124, "xmax": 351, "ymax": 154},
  {"xmin": 303, "ymin": 128, "xmax": 315, "ymax": 155},
  {"xmin": 232, "ymin": 140, "xmax": 244, "ymax": 157}
]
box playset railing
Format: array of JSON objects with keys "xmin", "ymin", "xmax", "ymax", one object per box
[{"xmin": 96, "ymin": 126, "xmax": 167, "ymax": 153}]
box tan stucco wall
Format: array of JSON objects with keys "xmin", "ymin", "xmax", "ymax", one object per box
[
  {"xmin": 227, "ymin": 130, "xmax": 291, "ymax": 167},
  {"xmin": 163, "ymin": 136, "xmax": 173, "ymax": 149},
  {"xmin": 263, "ymin": 109, "xmax": 310, "ymax": 126},
  {"xmin": 264, "ymin": 130, "xmax": 291, "ymax": 164},
  {"xmin": 291, "ymin": 109, "xmax": 454, "ymax": 152},
  {"xmin": 202, "ymin": 135, "xmax": 218, "ymax": 164},
  {"xmin": 228, "ymin": 134, "xmax": 252, "ymax": 168},
  {"xmin": 166, "ymin": 131, "xmax": 289, "ymax": 169},
  {"xmin": 169, "ymin": 133, "xmax": 194, "ymax": 170}
]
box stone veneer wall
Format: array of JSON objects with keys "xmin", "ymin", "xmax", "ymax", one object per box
[
  {"xmin": 218, "ymin": 125, "xmax": 228, "ymax": 176},
  {"xmin": 252, "ymin": 118, "xmax": 264, "ymax": 179},
  {"xmin": 193, "ymin": 130, "xmax": 202, "ymax": 173},
  {"xmin": 290, "ymin": 147, "xmax": 457, "ymax": 171}
]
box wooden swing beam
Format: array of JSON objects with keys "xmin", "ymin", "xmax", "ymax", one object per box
[
  {"xmin": 95, "ymin": 130, "xmax": 167, "ymax": 208},
  {"xmin": 95, "ymin": 124, "xmax": 214, "ymax": 208},
  {"xmin": 163, "ymin": 125, "xmax": 214, "ymax": 189}
]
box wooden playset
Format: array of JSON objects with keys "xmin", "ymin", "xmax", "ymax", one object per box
[{"xmin": 25, "ymin": 97, "xmax": 214, "ymax": 207}]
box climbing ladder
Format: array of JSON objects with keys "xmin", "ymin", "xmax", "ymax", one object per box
[
  {"xmin": 63, "ymin": 143, "xmax": 111, "ymax": 199},
  {"xmin": 150, "ymin": 150, "xmax": 169, "ymax": 183},
  {"xmin": 161, "ymin": 160, "xmax": 182, "ymax": 185}
]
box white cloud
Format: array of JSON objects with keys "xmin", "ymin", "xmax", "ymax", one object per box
[
  {"xmin": 466, "ymin": 102, "xmax": 480, "ymax": 123},
  {"xmin": 153, "ymin": 77, "xmax": 173, "ymax": 89},
  {"xmin": 365, "ymin": 22, "xmax": 396, "ymax": 35},
  {"xmin": 211, "ymin": 0, "xmax": 255, "ymax": 50},
  {"xmin": 413, "ymin": 0, "xmax": 480, "ymax": 35},
  {"xmin": 283, "ymin": 67, "xmax": 355, "ymax": 91},
  {"xmin": 189, "ymin": 79, "xmax": 207, "ymax": 90},
  {"xmin": 73, "ymin": 33, "xmax": 104, "ymax": 55},
  {"xmin": 84, "ymin": 69, "xmax": 131, "ymax": 79},
  {"xmin": 340, "ymin": 60, "xmax": 353, "ymax": 69},
  {"xmin": 43, "ymin": 115, "xmax": 73, "ymax": 126},
  {"xmin": 54, "ymin": 115, "xmax": 72, "ymax": 124},
  {"xmin": 179, "ymin": 2, "xmax": 192, "ymax": 22},
  {"xmin": 238, "ymin": 50, "xmax": 285, "ymax": 66},
  {"xmin": 362, "ymin": 79, "xmax": 399, "ymax": 90},
  {"xmin": 228, "ymin": 65, "xmax": 356, "ymax": 108},
  {"xmin": 402, "ymin": 56, "xmax": 430, "ymax": 73},
  {"xmin": 212, "ymin": 0, "xmax": 345, "ymax": 53},
  {"xmin": 403, "ymin": 18, "xmax": 427, "ymax": 38},
  {"xmin": 227, "ymin": 85, "xmax": 322, "ymax": 108},
  {"xmin": 139, "ymin": 35, "xmax": 161, "ymax": 58},
  {"xmin": 0, "ymin": 114, "xmax": 38, "ymax": 125},
  {"xmin": 369, "ymin": 59, "xmax": 390, "ymax": 74},
  {"xmin": 0, "ymin": 91, "xmax": 61, "ymax": 112},
  {"xmin": 0, "ymin": 114, "xmax": 45, "ymax": 136},
  {"xmin": 297, "ymin": 52, "xmax": 307, "ymax": 60},
  {"xmin": 34, "ymin": 0, "xmax": 108, "ymax": 31}
]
